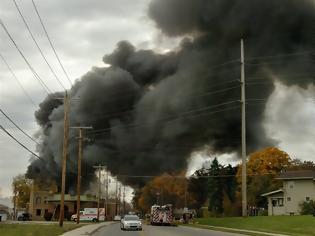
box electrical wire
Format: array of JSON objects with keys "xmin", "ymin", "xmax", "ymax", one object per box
[
  {"xmin": 12, "ymin": 0, "xmax": 67, "ymax": 91},
  {"xmin": 0, "ymin": 18, "xmax": 52, "ymax": 94},
  {"xmin": 0, "ymin": 52, "xmax": 37, "ymax": 108},
  {"xmin": 32, "ymin": 0, "xmax": 73, "ymax": 87},
  {"xmin": 86, "ymin": 102, "xmax": 241, "ymax": 136},
  {"xmin": 0, "ymin": 108, "xmax": 39, "ymax": 145},
  {"xmin": 0, "ymin": 124, "xmax": 43, "ymax": 160}
]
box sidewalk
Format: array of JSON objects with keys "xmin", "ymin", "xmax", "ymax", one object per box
[{"xmin": 61, "ymin": 221, "xmax": 114, "ymax": 236}]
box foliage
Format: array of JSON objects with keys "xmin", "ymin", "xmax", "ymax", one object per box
[
  {"xmin": 188, "ymin": 167, "xmax": 208, "ymax": 209},
  {"xmin": 289, "ymin": 159, "xmax": 315, "ymax": 171},
  {"xmin": 12, "ymin": 174, "xmax": 32, "ymax": 209},
  {"xmin": 136, "ymin": 173, "xmax": 192, "ymax": 213},
  {"xmin": 237, "ymin": 147, "xmax": 291, "ymax": 207},
  {"xmin": 300, "ymin": 200, "xmax": 315, "ymax": 215},
  {"xmin": 208, "ymin": 158, "xmax": 224, "ymax": 215}
]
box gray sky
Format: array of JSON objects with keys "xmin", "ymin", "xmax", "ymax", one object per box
[{"xmin": 1, "ymin": 0, "xmax": 315, "ymax": 198}]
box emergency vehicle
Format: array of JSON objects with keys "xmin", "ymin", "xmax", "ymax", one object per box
[{"xmin": 71, "ymin": 208, "xmax": 105, "ymax": 222}]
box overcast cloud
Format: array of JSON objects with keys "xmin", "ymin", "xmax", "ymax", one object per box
[{"xmin": 1, "ymin": 0, "xmax": 315, "ymax": 198}]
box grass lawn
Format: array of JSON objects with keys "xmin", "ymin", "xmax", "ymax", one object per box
[
  {"xmin": 0, "ymin": 223, "xmax": 82, "ymax": 236},
  {"xmin": 195, "ymin": 215, "xmax": 315, "ymax": 236}
]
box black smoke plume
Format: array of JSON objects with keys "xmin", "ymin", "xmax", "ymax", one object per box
[{"xmin": 27, "ymin": 0, "xmax": 315, "ymax": 191}]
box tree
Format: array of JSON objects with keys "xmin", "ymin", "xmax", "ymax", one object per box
[
  {"xmin": 237, "ymin": 147, "xmax": 291, "ymax": 207},
  {"xmin": 136, "ymin": 173, "xmax": 192, "ymax": 213},
  {"xmin": 188, "ymin": 167, "xmax": 208, "ymax": 210},
  {"xmin": 12, "ymin": 174, "xmax": 32, "ymax": 209},
  {"xmin": 208, "ymin": 158, "xmax": 224, "ymax": 215},
  {"xmin": 288, "ymin": 159, "xmax": 315, "ymax": 171}
]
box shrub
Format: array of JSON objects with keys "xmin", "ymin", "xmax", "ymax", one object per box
[
  {"xmin": 300, "ymin": 200, "xmax": 315, "ymax": 215},
  {"xmin": 44, "ymin": 212, "xmax": 53, "ymax": 221}
]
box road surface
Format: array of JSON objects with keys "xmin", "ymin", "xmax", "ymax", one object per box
[{"xmin": 93, "ymin": 223, "xmax": 245, "ymax": 236}]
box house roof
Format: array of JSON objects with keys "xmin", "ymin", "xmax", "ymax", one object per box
[
  {"xmin": 261, "ymin": 189, "xmax": 283, "ymax": 197},
  {"xmin": 277, "ymin": 170, "xmax": 315, "ymax": 180}
]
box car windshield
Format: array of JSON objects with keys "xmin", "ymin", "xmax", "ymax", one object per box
[{"xmin": 124, "ymin": 215, "xmax": 139, "ymax": 221}]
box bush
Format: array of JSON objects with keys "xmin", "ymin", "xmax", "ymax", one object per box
[
  {"xmin": 44, "ymin": 212, "xmax": 53, "ymax": 221},
  {"xmin": 300, "ymin": 200, "xmax": 315, "ymax": 215}
]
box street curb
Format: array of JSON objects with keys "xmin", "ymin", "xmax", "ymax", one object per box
[
  {"xmin": 183, "ymin": 224, "xmax": 289, "ymax": 236},
  {"xmin": 88, "ymin": 222, "xmax": 115, "ymax": 235}
]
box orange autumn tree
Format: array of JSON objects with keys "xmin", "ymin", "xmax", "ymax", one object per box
[
  {"xmin": 237, "ymin": 147, "xmax": 291, "ymax": 208},
  {"xmin": 137, "ymin": 173, "xmax": 194, "ymax": 213}
]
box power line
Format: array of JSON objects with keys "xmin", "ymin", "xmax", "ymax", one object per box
[
  {"xmin": 0, "ymin": 52, "xmax": 37, "ymax": 108},
  {"xmin": 0, "ymin": 108, "xmax": 39, "ymax": 145},
  {"xmin": 0, "ymin": 124, "xmax": 42, "ymax": 160},
  {"xmin": 87, "ymin": 102, "xmax": 241, "ymax": 136},
  {"xmin": 0, "ymin": 18, "xmax": 52, "ymax": 94},
  {"xmin": 32, "ymin": 0, "xmax": 73, "ymax": 87},
  {"xmin": 12, "ymin": 0, "xmax": 66, "ymax": 91},
  {"xmin": 246, "ymin": 51, "xmax": 315, "ymax": 61}
]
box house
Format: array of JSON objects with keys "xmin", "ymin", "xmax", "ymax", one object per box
[
  {"xmin": 262, "ymin": 170, "xmax": 315, "ymax": 216},
  {"xmin": 0, "ymin": 204, "xmax": 10, "ymax": 221}
]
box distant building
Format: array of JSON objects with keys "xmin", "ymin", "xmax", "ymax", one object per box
[
  {"xmin": 29, "ymin": 180, "xmax": 116, "ymax": 221},
  {"xmin": 0, "ymin": 204, "xmax": 9, "ymax": 221},
  {"xmin": 262, "ymin": 170, "xmax": 315, "ymax": 216}
]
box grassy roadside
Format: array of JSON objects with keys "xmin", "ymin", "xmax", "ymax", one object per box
[
  {"xmin": 0, "ymin": 223, "xmax": 83, "ymax": 236},
  {"xmin": 189, "ymin": 215, "xmax": 315, "ymax": 236}
]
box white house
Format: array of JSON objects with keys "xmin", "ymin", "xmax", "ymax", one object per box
[{"xmin": 262, "ymin": 170, "xmax": 315, "ymax": 216}]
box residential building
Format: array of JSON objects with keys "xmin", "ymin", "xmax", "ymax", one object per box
[{"xmin": 262, "ymin": 170, "xmax": 315, "ymax": 215}]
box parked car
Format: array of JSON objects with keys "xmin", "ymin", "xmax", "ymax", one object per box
[
  {"xmin": 120, "ymin": 215, "xmax": 142, "ymax": 231},
  {"xmin": 17, "ymin": 213, "xmax": 32, "ymax": 221}
]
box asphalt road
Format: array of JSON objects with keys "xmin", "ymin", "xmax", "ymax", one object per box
[{"xmin": 93, "ymin": 223, "xmax": 245, "ymax": 236}]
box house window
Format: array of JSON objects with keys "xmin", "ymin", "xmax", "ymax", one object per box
[
  {"xmin": 306, "ymin": 197, "xmax": 310, "ymax": 201},
  {"xmin": 272, "ymin": 199, "xmax": 277, "ymax": 207},
  {"xmin": 36, "ymin": 209, "xmax": 41, "ymax": 216},
  {"xmin": 287, "ymin": 197, "xmax": 291, "ymax": 202},
  {"xmin": 278, "ymin": 198, "xmax": 284, "ymax": 206},
  {"xmin": 35, "ymin": 197, "xmax": 41, "ymax": 204},
  {"xmin": 288, "ymin": 181, "xmax": 294, "ymax": 189}
]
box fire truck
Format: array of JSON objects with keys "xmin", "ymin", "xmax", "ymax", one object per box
[{"xmin": 150, "ymin": 204, "xmax": 173, "ymax": 225}]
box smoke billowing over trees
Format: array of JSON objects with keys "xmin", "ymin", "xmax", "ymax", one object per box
[{"xmin": 27, "ymin": 0, "xmax": 315, "ymax": 192}]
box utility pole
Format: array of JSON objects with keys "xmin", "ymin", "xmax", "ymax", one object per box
[
  {"xmin": 93, "ymin": 165, "xmax": 106, "ymax": 221},
  {"xmin": 123, "ymin": 186, "xmax": 126, "ymax": 215},
  {"xmin": 184, "ymin": 182, "xmax": 187, "ymax": 209},
  {"xmin": 115, "ymin": 178, "xmax": 118, "ymax": 215},
  {"xmin": 59, "ymin": 91, "xmax": 69, "ymax": 227},
  {"xmin": 241, "ymin": 38, "xmax": 247, "ymax": 217},
  {"xmin": 118, "ymin": 185, "xmax": 121, "ymax": 215},
  {"xmin": 105, "ymin": 170, "xmax": 109, "ymax": 220},
  {"xmin": 71, "ymin": 126, "xmax": 92, "ymax": 224}
]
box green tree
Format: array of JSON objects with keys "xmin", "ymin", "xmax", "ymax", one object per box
[
  {"xmin": 12, "ymin": 174, "xmax": 31, "ymax": 209},
  {"xmin": 208, "ymin": 158, "xmax": 224, "ymax": 215},
  {"xmin": 188, "ymin": 167, "xmax": 209, "ymax": 210}
]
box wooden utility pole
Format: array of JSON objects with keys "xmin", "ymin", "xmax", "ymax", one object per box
[
  {"xmin": 106, "ymin": 170, "xmax": 109, "ymax": 220},
  {"xmin": 115, "ymin": 178, "xmax": 118, "ymax": 215},
  {"xmin": 241, "ymin": 38, "xmax": 247, "ymax": 217},
  {"xmin": 93, "ymin": 165, "xmax": 104, "ymax": 221},
  {"xmin": 59, "ymin": 91, "xmax": 69, "ymax": 227},
  {"xmin": 71, "ymin": 126, "xmax": 92, "ymax": 224},
  {"xmin": 123, "ymin": 186, "xmax": 126, "ymax": 215},
  {"xmin": 103, "ymin": 167, "xmax": 108, "ymax": 221}
]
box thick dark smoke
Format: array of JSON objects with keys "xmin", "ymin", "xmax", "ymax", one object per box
[{"xmin": 27, "ymin": 0, "xmax": 315, "ymax": 190}]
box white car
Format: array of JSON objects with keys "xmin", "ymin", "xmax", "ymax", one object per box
[{"xmin": 120, "ymin": 215, "xmax": 142, "ymax": 231}]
